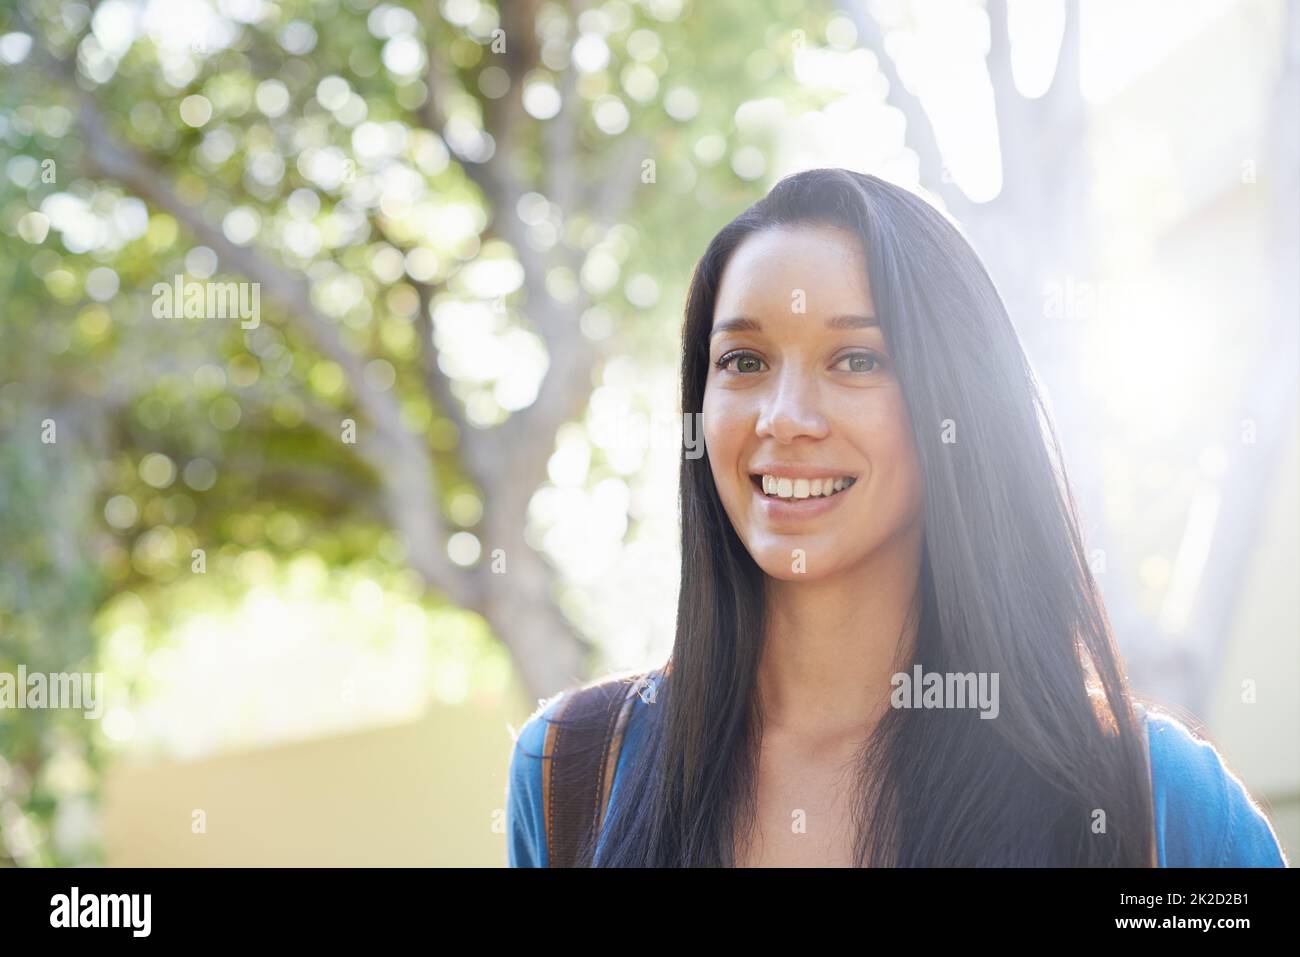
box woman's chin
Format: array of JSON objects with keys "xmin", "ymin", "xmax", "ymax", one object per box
[{"xmin": 748, "ymin": 546, "xmax": 845, "ymax": 582}]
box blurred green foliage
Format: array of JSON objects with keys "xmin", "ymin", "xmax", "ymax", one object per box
[{"xmin": 0, "ymin": 0, "xmax": 837, "ymax": 864}]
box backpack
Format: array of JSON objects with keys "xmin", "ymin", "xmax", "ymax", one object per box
[
  {"xmin": 540, "ymin": 668, "xmax": 662, "ymax": 868},
  {"xmin": 541, "ymin": 668, "xmax": 1158, "ymax": 867}
]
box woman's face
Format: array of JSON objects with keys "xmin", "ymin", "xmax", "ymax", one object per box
[{"xmin": 702, "ymin": 225, "xmax": 924, "ymax": 581}]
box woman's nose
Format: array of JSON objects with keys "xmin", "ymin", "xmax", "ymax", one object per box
[{"xmin": 755, "ymin": 370, "xmax": 829, "ymax": 443}]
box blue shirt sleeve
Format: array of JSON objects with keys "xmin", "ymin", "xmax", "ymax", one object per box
[
  {"xmin": 506, "ymin": 695, "xmax": 562, "ymax": 868},
  {"xmin": 1146, "ymin": 710, "xmax": 1289, "ymax": 867}
]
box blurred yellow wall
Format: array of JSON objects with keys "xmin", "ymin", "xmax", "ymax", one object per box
[{"xmin": 102, "ymin": 696, "xmax": 522, "ymax": 866}]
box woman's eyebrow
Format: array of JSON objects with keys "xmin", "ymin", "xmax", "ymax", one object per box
[{"xmin": 710, "ymin": 313, "xmax": 879, "ymax": 338}]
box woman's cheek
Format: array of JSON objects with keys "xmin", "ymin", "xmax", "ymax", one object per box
[
  {"xmin": 879, "ymin": 406, "xmax": 925, "ymax": 523},
  {"xmin": 702, "ymin": 390, "xmax": 737, "ymax": 452},
  {"xmin": 701, "ymin": 397, "xmax": 726, "ymax": 488},
  {"xmin": 702, "ymin": 396, "xmax": 749, "ymax": 515}
]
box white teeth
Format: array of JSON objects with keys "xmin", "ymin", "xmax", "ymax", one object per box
[{"xmin": 756, "ymin": 474, "xmax": 855, "ymax": 500}]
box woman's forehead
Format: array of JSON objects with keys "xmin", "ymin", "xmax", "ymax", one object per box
[{"xmin": 715, "ymin": 227, "xmax": 874, "ymax": 320}]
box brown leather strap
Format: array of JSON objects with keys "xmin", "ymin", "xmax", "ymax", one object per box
[{"xmin": 542, "ymin": 675, "xmax": 642, "ymax": 867}]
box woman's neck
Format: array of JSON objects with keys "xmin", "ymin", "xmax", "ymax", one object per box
[{"xmin": 755, "ymin": 522, "xmax": 924, "ymax": 743}]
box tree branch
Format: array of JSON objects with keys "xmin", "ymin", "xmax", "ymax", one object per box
[
  {"xmin": 414, "ymin": 0, "xmax": 602, "ymax": 503},
  {"xmin": 837, "ymin": 0, "xmax": 972, "ymax": 215},
  {"xmin": 22, "ymin": 30, "xmax": 484, "ymax": 611},
  {"xmin": 362, "ymin": 210, "xmax": 487, "ymax": 479}
]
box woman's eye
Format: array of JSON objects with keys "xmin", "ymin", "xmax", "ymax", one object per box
[
  {"xmin": 834, "ymin": 351, "xmax": 881, "ymax": 374},
  {"xmin": 715, "ymin": 351, "xmax": 765, "ymax": 373}
]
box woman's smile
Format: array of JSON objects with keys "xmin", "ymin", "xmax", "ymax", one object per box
[{"xmin": 747, "ymin": 467, "xmax": 861, "ymax": 524}]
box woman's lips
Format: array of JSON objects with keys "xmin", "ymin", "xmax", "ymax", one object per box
[{"xmin": 749, "ymin": 474, "xmax": 854, "ymax": 522}]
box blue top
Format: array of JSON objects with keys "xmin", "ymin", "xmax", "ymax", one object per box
[{"xmin": 507, "ymin": 691, "xmax": 1289, "ymax": 867}]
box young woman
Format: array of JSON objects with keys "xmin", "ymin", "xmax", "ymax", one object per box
[{"xmin": 507, "ymin": 168, "xmax": 1288, "ymax": 867}]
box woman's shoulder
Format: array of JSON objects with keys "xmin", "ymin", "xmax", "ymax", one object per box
[
  {"xmin": 505, "ymin": 690, "xmax": 567, "ymax": 867},
  {"xmin": 510, "ymin": 667, "xmax": 658, "ymax": 757},
  {"xmin": 1140, "ymin": 705, "xmax": 1288, "ymax": 867},
  {"xmin": 505, "ymin": 667, "xmax": 663, "ymax": 867}
]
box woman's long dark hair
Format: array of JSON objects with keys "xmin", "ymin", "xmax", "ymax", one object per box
[{"xmin": 587, "ymin": 167, "xmax": 1153, "ymax": 866}]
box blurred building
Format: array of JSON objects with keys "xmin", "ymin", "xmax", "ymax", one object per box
[{"xmin": 1090, "ymin": 0, "xmax": 1298, "ymax": 861}]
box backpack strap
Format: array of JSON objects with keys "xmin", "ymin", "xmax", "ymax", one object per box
[
  {"xmin": 1134, "ymin": 702, "xmax": 1158, "ymax": 867},
  {"xmin": 541, "ymin": 673, "xmax": 644, "ymax": 867}
]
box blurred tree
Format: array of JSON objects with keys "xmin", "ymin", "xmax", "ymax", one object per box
[
  {"xmin": 841, "ymin": 0, "xmax": 1300, "ymax": 713},
  {"xmin": 0, "ymin": 0, "xmax": 830, "ymax": 864},
  {"xmin": 0, "ymin": 290, "xmax": 108, "ymax": 864},
  {"xmin": 1186, "ymin": 0, "xmax": 1299, "ymax": 712}
]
